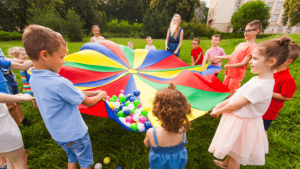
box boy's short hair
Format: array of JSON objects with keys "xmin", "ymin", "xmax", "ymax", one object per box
[
  {"xmin": 128, "ymin": 41, "xmax": 133, "ymax": 45},
  {"xmin": 92, "ymin": 25, "xmax": 99, "ymax": 30},
  {"xmin": 146, "ymin": 36, "xmax": 152, "ymax": 40},
  {"xmin": 247, "ymin": 20, "xmax": 262, "ymax": 32},
  {"xmin": 193, "ymin": 38, "xmax": 200, "ymax": 44},
  {"xmin": 212, "ymin": 34, "xmax": 222, "ymax": 41},
  {"xmin": 289, "ymin": 41, "xmax": 300, "ymax": 62},
  {"xmin": 22, "ymin": 24, "xmax": 66, "ymax": 61}
]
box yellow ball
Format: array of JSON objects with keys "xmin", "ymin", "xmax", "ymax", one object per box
[
  {"xmin": 103, "ymin": 157, "xmax": 110, "ymax": 165},
  {"xmin": 108, "ymin": 102, "xmax": 114, "ymax": 109},
  {"xmin": 144, "ymin": 103, "xmax": 151, "ymax": 112}
]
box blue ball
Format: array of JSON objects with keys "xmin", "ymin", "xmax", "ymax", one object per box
[
  {"xmin": 113, "ymin": 109, "xmax": 119, "ymax": 114},
  {"xmin": 124, "ymin": 109, "xmax": 131, "ymax": 116},
  {"xmin": 144, "ymin": 121, "xmax": 152, "ymax": 129},
  {"xmin": 127, "ymin": 94, "xmax": 133, "ymax": 99},
  {"xmin": 119, "ymin": 103, "xmax": 125, "ymax": 110},
  {"xmin": 129, "ymin": 97, "xmax": 135, "ymax": 102},
  {"xmin": 117, "ymin": 166, "xmax": 122, "ymax": 169},
  {"xmin": 133, "ymin": 90, "xmax": 140, "ymax": 96}
]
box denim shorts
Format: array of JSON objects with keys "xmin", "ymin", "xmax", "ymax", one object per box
[
  {"xmin": 55, "ymin": 132, "xmax": 94, "ymax": 168},
  {"xmin": 4, "ymin": 74, "xmax": 19, "ymax": 94},
  {"xmin": 263, "ymin": 119, "xmax": 273, "ymax": 131}
]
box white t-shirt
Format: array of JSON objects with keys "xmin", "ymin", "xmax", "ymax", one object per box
[
  {"xmin": 145, "ymin": 45, "xmax": 156, "ymax": 50},
  {"xmin": 230, "ymin": 76, "xmax": 275, "ymax": 118}
]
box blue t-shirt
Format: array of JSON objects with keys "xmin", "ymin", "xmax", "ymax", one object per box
[
  {"xmin": 0, "ymin": 57, "xmax": 11, "ymax": 94},
  {"xmin": 29, "ymin": 68, "xmax": 87, "ymax": 142}
]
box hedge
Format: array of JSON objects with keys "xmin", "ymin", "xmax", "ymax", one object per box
[{"xmin": 0, "ymin": 31, "xmax": 22, "ymax": 41}]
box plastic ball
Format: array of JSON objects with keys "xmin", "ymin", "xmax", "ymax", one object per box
[
  {"xmin": 117, "ymin": 111, "xmax": 124, "ymax": 118},
  {"xmin": 122, "ymin": 106, "xmax": 129, "ymax": 111},
  {"xmin": 119, "ymin": 117, "xmax": 126, "ymax": 124},
  {"xmin": 126, "ymin": 116, "xmax": 133, "ymax": 123},
  {"xmin": 128, "ymin": 104, "xmax": 135, "ymax": 110},
  {"xmin": 116, "ymin": 166, "xmax": 123, "ymax": 169},
  {"xmin": 112, "ymin": 95, "xmax": 118, "ymax": 100},
  {"xmin": 125, "ymin": 122, "xmax": 131, "ymax": 128},
  {"xmin": 130, "ymin": 110, "xmax": 134, "ymax": 114},
  {"xmin": 109, "ymin": 98, "xmax": 115, "ymax": 102},
  {"xmin": 134, "ymin": 109, "xmax": 141, "ymax": 115},
  {"xmin": 124, "ymin": 109, "xmax": 131, "ymax": 116},
  {"xmin": 139, "ymin": 116, "xmax": 146, "ymax": 123},
  {"xmin": 127, "ymin": 94, "xmax": 134, "ymax": 99},
  {"xmin": 133, "ymin": 100, "xmax": 140, "ymax": 107},
  {"xmin": 144, "ymin": 121, "xmax": 152, "ymax": 129},
  {"xmin": 138, "ymin": 123, "xmax": 145, "ymax": 131},
  {"xmin": 141, "ymin": 110, "xmax": 148, "ymax": 116},
  {"xmin": 119, "ymin": 103, "xmax": 125, "ymax": 110},
  {"xmin": 137, "ymin": 102, "xmax": 142, "ymax": 107},
  {"xmin": 113, "ymin": 108, "xmax": 119, "ymax": 114},
  {"xmin": 103, "ymin": 157, "xmax": 110, "ymax": 164},
  {"xmin": 118, "ymin": 94, "xmax": 124, "ymax": 98},
  {"xmin": 130, "ymin": 123, "xmax": 138, "ymax": 131},
  {"xmin": 120, "ymin": 90, "xmax": 125, "ymax": 94},
  {"xmin": 130, "ymin": 113, "xmax": 135, "ymax": 118},
  {"xmin": 133, "ymin": 114, "xmax": 140, "ymax": 122},
  {"xmin": 119, "ymin": 95, "xmax": 127, "ymax": 102},
  {"xmin": 108, "ymin": 102, "xmax": 114, "ymax": 109},
  {"xmin": 129, "ymin": 97, "xmax": 135, "ymax": 102},
  {"xmin": 115, "ymin": 99, "xmax": 119, "ymax": 102},
  {"xmin": 133, "ymin": 90, "xmax": 140, "ymax": 96},
  {"xmin": 114, "ymin": 102, "xmax": 120, "ymax": 109},
  {"xmin": 144, "ymin": 103, "xmax": 151, "ymax": 112},
  {"xmin": 124, "ymin": 101, "xmax": 130, "ymax": 107},
  {"xmin": 106, "ymin": 96, "xmax": 110, "ymax": 100},
  {"xmin": 94, "ymin": 163, "xmax": 102, "ymax": 169}
]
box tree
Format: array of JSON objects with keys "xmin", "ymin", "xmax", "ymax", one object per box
[
  {"xmin": 64, "ymin": 9, "xmax": 85, "ymax": 41},
  {"xmin": 142, "ymin": 9, "xmax": 155, "ymax": 37},
  {"xmin": 101, "ymin": 11, "xmax": 108, "ymax": 33},
  {"xmin": 149, "ymin": 0, "xmax": 200, "ymax": 22},
  {"xmin": 194, "ymin": 1, "xmax": 206, "ymax": 23},
  {"xmin": 282, "ymin": 0, "xmax": 300, "ymax": 27},
  {"xmin": 230, "ymin": 0, "xmax": 270, "ymax": 32}
]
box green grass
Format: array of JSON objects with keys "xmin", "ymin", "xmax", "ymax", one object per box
[{"xmin": 1, "ymin": 34, "xmax": 300, "ymax": 168}]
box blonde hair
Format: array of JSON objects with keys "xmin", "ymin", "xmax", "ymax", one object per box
[
  {"xmin": 170, "ymin": 14, "xmax": 182, "ymax": 40},
  {"xmin": 146, "ymin": 36, "xmax": 152, "ymax": 40},
  {"xmin": 92, "ymin": 25, "xmax": 99, "ymax": 31},
  {"xmin": 8, "ymin": 47, "xmax": 25, "ymax": 58}
]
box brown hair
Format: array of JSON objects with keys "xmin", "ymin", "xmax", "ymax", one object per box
[
  {"xmin": 193, "ymin": 38, "xmax": 200, "ymax": 44},
  {"xmin": 146, "ymin": 36, "xmax": 152, "ymax": 40},
  {"xmin": 128, "ymin": 41, "xmax": 133, "ymax": 45},
  {"xmin": 8, "ymin": 47, "xmax": 24, "ymax": 58},
  {"xmin": 92, "ymin": 25, "xmax": 99, "ymax": 31},
  {"xmin": 247, "ymin": 20, "xmax": 262, "ymax": 32},
  {"xmin": 212, "ymin": 34, "xmax": 222, "ymax": 41},
  {"xmin": 288, "ymin": 41, "xmax": 300, "ymax": 62},
  {"xmin": 152, "ymin": 83, "xmax": 192, "ymax": 134},
  {"xmin": 256, "ymin": 36, "xmax": 296, "ymax": 69},
  {"xmin": 22, "ymin": 25, "xmax": 66, "ymax": 61}
]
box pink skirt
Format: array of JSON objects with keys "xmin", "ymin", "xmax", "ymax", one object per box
[{"xmin": 208, "ymin": 112, "xmax": 268, "ymax": 166}]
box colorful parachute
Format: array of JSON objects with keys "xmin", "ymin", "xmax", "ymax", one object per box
[{"xmin": 59, "ymin": 40, "xmax": 230, "ymax": 132}]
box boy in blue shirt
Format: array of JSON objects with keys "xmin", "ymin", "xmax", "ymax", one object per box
[{"xmin": 22, "ymin": 25, "xmax": 107, "ymax": 169}]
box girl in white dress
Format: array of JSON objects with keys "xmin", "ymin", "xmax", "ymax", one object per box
[
  {"xmin": 209, "ymin": 37, "xmax": 297, "ymax": 169},
  {"xmin": 0, "ymin": 93, "xmax": 34, "ymax": 169},
  {"xmin": 90, "ymin": 25, "xmax": 105, "ymax": 44}
]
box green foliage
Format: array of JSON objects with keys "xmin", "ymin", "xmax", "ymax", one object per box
[
  {"xmin": 100, "ymin": 11, "xmax": 109, "ymax": 33},
  {"xmin": 107, "ymin": 19, "xmax": 143, "ymax": 38},
  {"xmin": 189, "ymin": 32, "xmax": 194, "ymax": 40},
  {"xmin": 142, "ymin": 9, "xmax": 155, "ymax": 38},
  {"xmin": 0, "ymin": 31, "xmax": 23, "ymax": 41},
  {"xmin": 282, "ymin": 0, "xmax": 300, "ymax": 27},
  {"xmin": 64, "ymin": 9, "xmax": 85, "ymax": 41},
  {"xmin": 230, "ymin": 0, "xmax": 271, "ymax": 32},
  {"xmin": 150, "ymin": 0, "xmax": 200, "ymax": 22},
  {"xmin": 181, "ymin": 21, "xmax": 217, "ymax": 39}
]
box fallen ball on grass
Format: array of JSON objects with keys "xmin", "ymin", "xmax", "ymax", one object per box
[
  {"xmin": 103, "ymin": 157, "xmax": 110, "ymax": 164},
  {"xmin": 94, "ymin": 163, "xmax": 102, "ymax": 169}
]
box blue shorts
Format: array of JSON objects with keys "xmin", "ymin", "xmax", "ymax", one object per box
[
  {"xmin": 55, "ymin": 132, "xmax": 94, "ymax": 168},
  {"xmin": 263, "ymin": 119, "xmax": 273, "ymax": 131},
  {"xmin": 4, "ymin": 73, "xmax": 19, "ymax": 94}
]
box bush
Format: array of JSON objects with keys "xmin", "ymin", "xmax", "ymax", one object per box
[
  {"xmin": 10, "ymin": 31, "xmax": 23, "ymax": 40},
  {"xmin": 0, "ymin": 31, "xmax": 11, "ymax": 41},
  {"xmin": 0, "ymin": 31, "xmax": 22, "ymax": 41},
  {"xmin": 64, "ymin": 9, "xmax": 85, "ymax": 42}
]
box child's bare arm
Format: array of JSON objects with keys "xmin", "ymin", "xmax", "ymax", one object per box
[
  {"xmin": 194, "ymin": 54, "xmax": 200, "ymax": 65},
  {"xmin": 81, "ymin": 91, "xmax": 107, "ymax": 107},
  {"xmin": 191, "ymin": 56, "xmax": 195, "ymax": 66},
  {"xmin": 9, "ymin": 60, "xmax": 33, "ymax": 71},
  {"xmin": 90, "ymin": 37, "xmax": 94, "ymax": 42},
  {"xmin": 224, "ymin": 55, "xmax": 251, "ymax": 69},
  {"xmin": 0, "ymin": 93, "xmax": 34, "ymax": 103},
  {"xmin": 202, "ymin": 58, "xmax": 207, "ymax": 71},
  {"xmin": 272, "ymin": 93, "xmax": 292, "ymax": 101},
  {"xmin": 144, "ymin": 128, "xmax": 152, "ymax": 148},
  {"xmin": 211, "ymin": 55, "xmax": 231, "ymax": 61},
  {"xmin": 82, "ymin": 90, "xmax": 103, "ymax": 96}
]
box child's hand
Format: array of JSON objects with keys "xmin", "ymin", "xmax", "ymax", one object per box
[
  {"xmin": 98, "ymin": 91, "xmax": 107, "ymax": 100},
  {"xmin": 224, "ymin": 64, "xmax": 231, "ymax": 69},
  {"xmin": 210, "ymin": 111, "xmax": 220, "ymax": 118},
  {"xmin": 22, "ymin": 94, "xmax": 34, "ymax": 102},
  {"xmin": 32, "ymin": 99, "xmax": 37, "ymax": 108},
  {"xmin": 191, "ymin": 63, "xmax": 195, "ymax": 66}
]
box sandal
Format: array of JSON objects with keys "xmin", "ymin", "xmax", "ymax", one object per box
[
  {"xmin": 0, "ymin": 165, "xmax": 7, "ymax": 169},
  {"xmin": 213, "ymin": 160, "xmax": 228, "ymax": 169}
]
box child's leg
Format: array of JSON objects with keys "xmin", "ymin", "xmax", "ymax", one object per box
[
  {"xmin": 68, "ymin": 162, "xmax": 78, "ymax": 169},
  {"xmin": 16, "ymin": 102, "xmax": 24, "ymax": 121},
  {"xmin": 1, "ymin": 147, "xmax": 28, "ymax": 169},
  {"xmin": 6, "ymin": 103, "xmax": 22, "ymax": 126},
  {"xmin": 0, "ymin": 155, "xmax": 6, "ymax": 167},
  {"xmin": 228, "ymin": 156, "xmax": 240, "ymax": 169}
]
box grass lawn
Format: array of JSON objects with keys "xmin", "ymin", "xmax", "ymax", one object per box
[{"xmin": 0, "ymin": 34, "xmax": 299, "ymax": 168}]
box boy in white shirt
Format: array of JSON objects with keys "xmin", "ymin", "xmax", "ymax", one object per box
[{"xmin": 145, "ymin": 36, "xmax": 156, "ymax": 50}]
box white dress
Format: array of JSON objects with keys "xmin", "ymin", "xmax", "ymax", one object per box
[
  {"xmin": 0, "ymin": 103, "xmax": 23, "ymax": 153},
  {"xmin": 208, "ymin": 77, "xmax": 274, "ymax": 166},
  {"xmin": 93, "ymin": 36, "xmax": 103, "ymax": 44}
]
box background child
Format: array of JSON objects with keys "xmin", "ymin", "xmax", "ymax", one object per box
[
  {"xmin": 202, "ymin": 34, "xmax": 226, "ymax": 74},
  {"xmin": 263, "ymin": 41, "xmax": 300, "ymax": 138},
  {"xmin": 90, "ymin": 25, "xmax": 105, "ymax": 43},
  {"xmin": 165, "ymin": 13, "xmax": 183, "ymax": 57},
  {"xmin": 191, "ymin": 38, "xmax": 203, "ymax": 66},
  {"xmin": 23, "ymin": 24, "xmax": 107, "ymax": 169},
  {"xmin": 144, "ymin": 83, "xmax": 191, "ymax": 169},
  {"xmin": 212, "ymin": 20, "xmax": 262, "ymax": 93},
  {"xmin": 128, "ymin": 41, "xmax": 134, "ymax": 49},
  {"xmin": 145, "ymin": 36, "xmax": 156, "ymax": 50},
  {"xmin": 209, "ymin": 37, "xmax": 294, "ymax": 168}
]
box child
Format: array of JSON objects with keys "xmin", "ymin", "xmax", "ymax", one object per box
[
  {"xmin": 191, "ymin": 38, "xmax": 203, "ymax": 66},
  {"xmin": 165, "ymin": 13, "xmax": 184, "ymax": 57},
  {"xmin": 211, "ymin": 20, "xmax": 261, "ymax": 93},
  {"xmin": 144, "ymin": 83, "xmax": 191, "ymax": 169},
  {"xmin": 145, "ymin": 36, "xmax": 156, "ymax": 50},
  {"xmin": 209, "ymin": 37, "xmax": 295, "ymax": 168},
  {"xmin": 202, "ymin": 34, "xmax": 226, "ymax": 73},
  {"xmin": 22, "ymin": 24, "xmax": 107, "ymax": 169},
  {"xmin": 263, "ymin": 41, "xmax": 300, "ymax": 138},
  {"xmin": 128, "ymin": 41, "xmax": 134, "ymax": 49},
  {"xmin": 90, "ymin": 25, "xmax": 105, "ymax": 43}
]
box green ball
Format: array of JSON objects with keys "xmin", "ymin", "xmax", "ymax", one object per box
[
  {"xmin": 125, "ymin": 101, "xmax": 130, "ymax": 107},
  {"xmin": 141, "ymin": 110, "xmax": 148, "ymax": 116},
  {"xmin": 117, "ymin": 111, "xmax": 124, "ymax": 117},
  {"xmin": 112, "ymin": 95, "xmax": 118, "ymax": 100},
  {"xmin": 130, "ymin": 123, "xmax": 138, "ymax": 131},
  {"xmin": 109, "ymin": 98, "xmax": 115, "ymax": 102},
  {"xmin": 133, "ymin": 100, "xmax": 140, "ymax": 107},
  {"xmin": 119, "ymin": 95, "xmax": 127, "ymax": 102},
  {"xmin": 130, "ymin": 110, "xmax": 134, "ymax": 114}
]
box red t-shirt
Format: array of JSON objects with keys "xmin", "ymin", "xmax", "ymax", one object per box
[
  {"xmin": 191, "ymin": 47, "xmax": 203, "ymax": 65},
  {"xmin": 263, "ymin": 68, "xmax": 296, "ymax": 120}
]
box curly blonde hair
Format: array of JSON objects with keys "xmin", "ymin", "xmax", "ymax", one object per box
[
  {"xmin": 8, "ymin": 46, "xmax": 24, "ymax": 58},
  {"xmin": 152, "ymin": 83, "xmax": 192, "ymax": 133}
]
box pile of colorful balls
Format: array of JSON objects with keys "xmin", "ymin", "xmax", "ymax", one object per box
[{"xmin": 106, "ymin": 90, "xmax": 152, "ymax": 131}]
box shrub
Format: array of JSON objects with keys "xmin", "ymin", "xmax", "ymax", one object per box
[
  {"xmin": 10, "ymin": 31, "xmax": 23, "ymax": 40},
  {"xmin": 64, "ymin": 9, "xmax": 85, "ymax": 42},
  {"xmin": 0, "ymin": 31, "xmax": 22, "ymax": 41}
]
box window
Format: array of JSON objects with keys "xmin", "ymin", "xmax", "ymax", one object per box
[
  {"xmin": 236, "ymin": 0, "xmax": 241, "ymax": 4},
  {"xmin": 275, "ymin": 2, "xmax": 282, "ymax": 9},
  {"xmin": 271, "ymin": 14, "xmax": 278, "ymax": 21},
  {"xmin": 269, "ymin": 26, "xmax": 275, "ymax": 32},
  {"xmin": 267, "ymin": 3, "xmax": 273, "ymax": 8},
  {"xmin": 277, "ymin": 26, "xmax": 283, "ymax": 32},
  {"xmin": 296, "ymin": 26, "xmax": 300, "ymax": 32},
  {"xmin": 234, "ymin": 6, "xmax": 239, "ymax": 13}
]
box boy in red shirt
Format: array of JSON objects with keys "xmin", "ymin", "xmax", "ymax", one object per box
[
  {"xmin": 263, "ymin": 42, "xmax": 300, "ymax": 138},
  {"xmin": 191, "ymin": 38, "xmax": 203, "ymax": 66}
]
